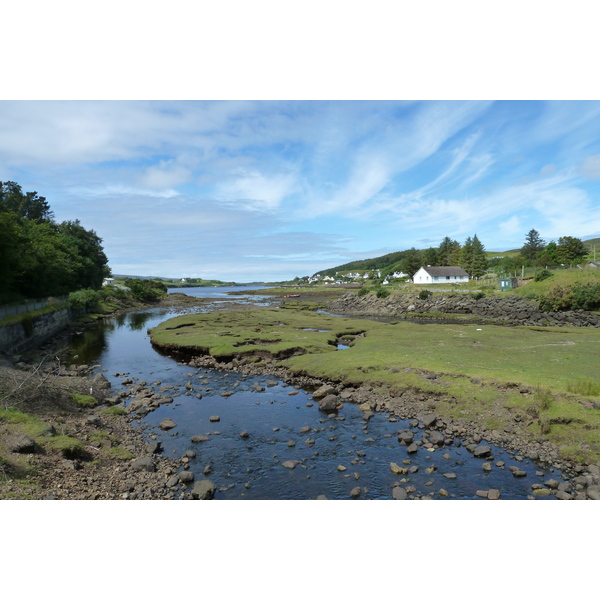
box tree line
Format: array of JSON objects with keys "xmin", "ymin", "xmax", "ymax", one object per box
[
  {"xmin": 0, "ymin": 181, "xmax": 110, "ymax": 304},
  {"xmin": 489, "ymin": 229, "xmax": 589, "ymax": 277}
]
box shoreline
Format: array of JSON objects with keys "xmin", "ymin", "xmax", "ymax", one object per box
[{"xmin": 2, "ymin": 293, "xmax": 599, "ymax": 500}]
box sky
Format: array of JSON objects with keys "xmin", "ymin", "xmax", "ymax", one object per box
[{"xmin": 2, "ymin": 100, "xmax": 600, "ymax": 281}]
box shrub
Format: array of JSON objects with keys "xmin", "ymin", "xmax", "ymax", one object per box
[
  {"xmin": 418, "ymin": 289, "xmax": 432, "ymax": 300},
  {"xmin": 69, "ymin": 289, "xmax": 102, "ymax": 312},
  {"xmin": 534, "ymin": 269, "xmax": 554, "ymax": 282},
  {"xmin": 357, "ymin": 287, "xmax": 369, "ymax": 297},
  {"xmin": 471, "ymin": 291, "xmax": 485, "ymax": 300},
  {"xmin": 376, "ymin": 288, "xmax": 390, "ymax": 299},
  {"xmin": 538, "ymin": 284, "xmax": 575, "ymax": 311},
  {"xmin": 571, "ymin": 282, "xmax": 600, "ymax": 311}
]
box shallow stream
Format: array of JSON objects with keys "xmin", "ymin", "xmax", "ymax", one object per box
[{"xmin": 66, "ymin": 287, "xmax": 567, "ymax": 499}]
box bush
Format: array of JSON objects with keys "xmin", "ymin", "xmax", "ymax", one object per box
[
  {"xmin": 376, "ymin": 288, "xmax": 390, "ymax": 299},
  {"xmin": 418, "ymin": 289, "xmax": 432, "ymax": 300},
  {"xmin": 471, "ymin": 291, "xmax": 485, "ymax": 300},
  {"xmin": 534, "ymin": 269, "xmax": 554, "ymax": 282},
  {"xmin": 538, "ymin": 284, "xmax": 575, "ymax": 311},
  {"xmin": 539, "ymin": 281, "xmax": 600, "ymax": 311},
  {"xmin": 124, "ymin": 278, "xmax": 168, "ymax": 301},
  {"xmin": 69, "ymin": 289, "xmax": 102, "ymax": 312},
  {"xmin": 357, "ymin": 287, "xmax": 369, "ymax": 297},
  {"xmin": 571, "ymin": 282, "xmax": 600, "ymax": 311}
]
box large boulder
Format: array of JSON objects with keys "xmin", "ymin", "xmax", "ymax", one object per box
[
  {"xmin": 312, "ymin": 384, "xmax": 336, "ymax": 399},
  {"xmin": 131, "ymin": 457, "xmax": 155, "ymax": 472},
  {"xmin": 8, "ymin": 435, "xmax": 37, "ymax": 454},
  {"xmin": 318, "ymin": 395, "xmax": 339, "ymax": 411},
  {"xmin": 191, "ymin": 480, "xmax": 216, "ymax": 500}
]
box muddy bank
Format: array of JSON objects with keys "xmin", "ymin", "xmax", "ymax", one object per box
[{"xmin": 328, "ymin": 291, "xmax": 600, "ymax": 327}]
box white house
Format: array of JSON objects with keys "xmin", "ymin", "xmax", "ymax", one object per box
[
  {"xmin": 413, "ymin": 266, "xmax": 469, "ymax": 285},
  {"xmin": 102, "ymin": 277, "xmax": 115, "ymax": 286}
]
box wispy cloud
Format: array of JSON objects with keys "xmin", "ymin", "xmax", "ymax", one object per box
[{"xmin": 2, "ymin": 100, "xmax": 600, "ymax": 279}]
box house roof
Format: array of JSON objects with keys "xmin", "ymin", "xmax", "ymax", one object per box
[{"xmin": 420, "ymin": 266, "xmax": 469, "ymax": 277}]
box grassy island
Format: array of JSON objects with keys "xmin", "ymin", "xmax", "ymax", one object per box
[{"xmin": 150, "ymin": 307, "xmax": 600, "ymax": 464}]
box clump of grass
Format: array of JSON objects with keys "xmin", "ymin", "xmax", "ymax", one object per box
[
  {"xmin": 44, "ymin": 436, "xmax": 83, "ymax": 459},
  {"xmin": 105, "ymin": 447, "xmax": 133, "ymax": 460},
  {"xmin": 73, "ymin": 393, "xmax": 98, "ymax": 408},
  {"xmin": 101, "ymin": 406, "xmax": 127, "ymax": 416},
  {"xmin": 566, "ymin": 378, "xmax": 600, "ymax": 397},
  {"xmin": 534, "ymin": 386, "xmax": 553, "ymax": 411}
]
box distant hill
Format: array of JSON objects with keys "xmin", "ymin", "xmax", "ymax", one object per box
[{"xmin": 314, "ymin": 250, "xmax": 411, "ymax": 278}]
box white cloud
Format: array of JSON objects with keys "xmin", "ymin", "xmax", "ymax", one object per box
[{"xmin": 579, "ymin": 154, "xmax": 600, "ymax": 180}]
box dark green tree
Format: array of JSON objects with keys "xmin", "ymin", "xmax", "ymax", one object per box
[
  {"xmin": 556, "ymin": 236, "xmax": 587, "ymax": 265},
  {"xmin": 0, "ymin": 181, "xmax": 54, "ymax": 223},
  {"xmin": 438, "ymin": 236, "xmax": 461, "ymax": 266},
  {"xmin": 470, "ymin": 234, "xmax": 488, "ymax": 278},
  {"xmin": 521, "ymin": 229, "xmax": 546, "ymax": 263},
  {"xmin": 400, "ymin": 248, "xmax": 422, "ymax": 278}
]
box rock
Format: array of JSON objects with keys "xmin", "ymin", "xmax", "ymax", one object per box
[
  {"xmin": 131, "ymin": 457, "xmax": 155, "ymax": 472},
  {"xmin": 443, "ymin": 473, "xmax": 457, "ymax": 479},
  {"xmin": 587, "ymin": 489, "xmax": 600, "ymax": 500},
  {"xmin": 159, "ymin": 418, "xmax": 177, "ymax": 430},
  {"xmin": 358, "ymin": 402, "xmax": 373, "ymax": 412},
  {"xmin": 392, "ymin": 487, "xmax": 407, "ymax": 500},
  {"xmin": 421, "ymin": 414, "xmax": 437, "ymax": 428},
  {"xmin": 318, "ymin": 395, "xmax": 339, "ymax": 411},
  {"xmin": 8, "ymin": 435, "xmax": 37, "ymax": 454},
  {"xmin": 476, "ymin": 490, "xmax": 488, "ymax": 498},
  {"xmin": 350, "ymin": 487, "xmax": 361, "ymax": 498},
  {"xmin": 166, "ymin": 475, "xmax": 179, "ymax": 487},
  {"xmin": 178, "ymin": 471, "xmax": 195, "ymax": 484},
  {"xmin": 337, "ymin": 465, "xmax": 347, "ymax": 472},
  {"xmin": 406, "ymin": 443, "xmax": 418, "ymax": 454},
  {"xmin": 390, "ymin": 462, "xmax": 407, "ymax": 475},
  {"xmin": 239, "ymin": 430, "xmax": 249, "ymax": 438},
  {"xmin": 38, "ymin": 424, "xmax": 56, "ymax": 437},
  {"xmin": 191, "ymin": 480, "xmax": 216, "ymax": 499},
  {"xmin": 191, "ymin": 435, "xmax": 209, "ymax": 443},
  {"xmin": 282, "ymin": 460, "xmax": 299, "ymax": 469},
  {"xmin": 487, "ymin": 489, "xmax": 501, "ymax": 500},
  {"xmin": 555, "ymin": 490, "xmax": 572, "ymax": 500},
  {"xmin": 482, "ymin": 462, "xmax": 492, "ymax": 472},
  {"xmin": 473, "ymin": 445, "xmax": 492, "ymax": 458},
  {"xmin": 544, "ymin": 479, "xmax": 560, "ymax": 489},
  {"xmin": 428, "ymin": 430, "xmax": 444, "ymax": 446},
  {"xmin": 145, "ymin": 441, "xmax": 162, "ymax": 454},
  {"xmin": 312, "ymin": 384, "xmax": 336, "ymax": 399},
  {"xmin": 398, "ymin": 431, "xmax": 414, "ymax": 445},
  {"xmin": 209, "ymin": 415, "xmax": 220, "ymax": 422},
  {"xmin": 203, "ymin": 465, "xmax": 212, "ymax": 475}
]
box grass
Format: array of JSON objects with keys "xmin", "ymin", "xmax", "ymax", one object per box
[
  {"xmin": 101, "ymin": 406, "xmax": 127, "ymax": 416},
  {"xmin": 73, "ymin": 393, "xmax": 98, "ymax": 408},
  {"xmin": 513, "ymin": 267, "xmax": 600, "ymax": 300},
  {"xmin": 150, "ymin": 307, "xmax": 600, "ymax": 464},
  {"xmin": 43, "ymin": 435, "xmax": 83, "ymax": 458}
]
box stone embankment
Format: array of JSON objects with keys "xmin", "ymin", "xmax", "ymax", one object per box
[{"xmin": 328, "ymin": 292, "xmax": 600, "ymax": 327}]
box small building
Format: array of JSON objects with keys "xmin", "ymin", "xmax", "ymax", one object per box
[
  {"xmin": 499, "ymin": 277, "xmax": 518, "ymax": 291},
  {"xmin": 413, "ymin": 266, "xmax": 469, "ymax": 285},
  {"xmin": 102, "ymin": 277, "xmax": 115, "ymax": 286}
]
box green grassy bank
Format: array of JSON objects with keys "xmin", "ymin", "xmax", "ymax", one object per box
[{"xmin": 150, "ymin": 308, "xmax": 600, "ymax": 464}]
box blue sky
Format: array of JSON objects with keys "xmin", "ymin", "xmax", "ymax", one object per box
[{"xmin": 2, "ymin": 100, "xmax": 600, "ymax": 281}]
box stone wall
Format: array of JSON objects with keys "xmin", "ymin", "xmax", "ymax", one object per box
[
  {"xmin": 0, "ymin": 308, "xmax": 74, "ymax": 355},
  {"xmin": 328, "ymin": 292, "xmax": 600, "ymax": 327}
]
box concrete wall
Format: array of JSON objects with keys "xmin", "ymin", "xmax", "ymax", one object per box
[{"xmin": 0, "ymin": 308, "xmax": 73, "ymax": 355}]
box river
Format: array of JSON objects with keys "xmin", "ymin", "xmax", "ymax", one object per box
[{"xmin": 66, "ymin": 286, "xmax": 567, "ymax": 499}]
